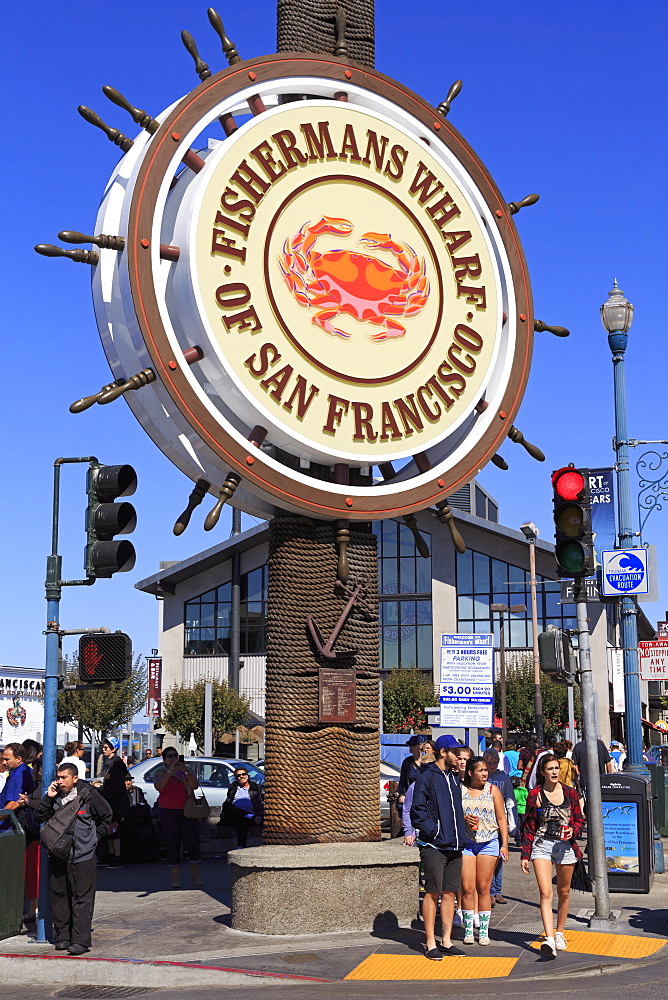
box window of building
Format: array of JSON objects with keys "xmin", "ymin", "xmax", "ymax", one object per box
[
  {"xmin": 184, "ymin": 565, "xmax": 268, "ymax": 655},
  {"xmin": 456, "ymin": 549, "xmax": 577, "ymax": 645},
  {"xmin": 376, "ymin": 520, "xmax": 432, "ymax": 673}
]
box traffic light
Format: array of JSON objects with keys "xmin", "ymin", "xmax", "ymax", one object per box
[
  {"xmin": 79, "ymin": 632, "xmax": 132, "ymax": 684},
  {"xmin": 538, "ymin": 626, "xmax": 576, "ymax": 685},
  {"xmin": 85, "ymin": 463, "xmax": 137, "ymax": 578},
  {"xmin": 551, "ymin": 465, "xmax": 594, "ymax": 577}
]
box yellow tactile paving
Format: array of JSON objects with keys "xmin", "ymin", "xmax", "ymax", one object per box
[
  {"xmin": 530, "ymin": 930, "xmax": 666, "ymax": 959},
  {"xmin": 344, "ymin": 954, "xmax": 519, "ymax": 981}
]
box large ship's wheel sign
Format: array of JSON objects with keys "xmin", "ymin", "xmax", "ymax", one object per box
[{"xmin": 36, "ymin": 12, "xmax": 568, "ymax": 529}]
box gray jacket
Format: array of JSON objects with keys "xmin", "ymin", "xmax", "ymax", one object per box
[{"xmin": 35, "ymin": 781, "xmax": 112, "ymax": 862}]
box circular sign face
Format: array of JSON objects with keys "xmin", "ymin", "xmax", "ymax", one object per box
[
  {"xmin": 92, "ymin": 56, "xmax": 533, "ymax": 520},
  {"xmin": 175, "ymin": 100, "xmax": 501, "ymax": 464}
]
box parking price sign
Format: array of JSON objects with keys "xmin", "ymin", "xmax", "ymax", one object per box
[{"xmin": 440, "ymin": 634, "xmax": 494, "ymax": 728}]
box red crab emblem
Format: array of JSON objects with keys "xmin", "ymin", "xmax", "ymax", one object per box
[{"xmin": 278, "ymin": 216, "xmax": 430, "ymax": 341}]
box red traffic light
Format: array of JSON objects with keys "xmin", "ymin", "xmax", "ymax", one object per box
[{"xmin": 552, "ymin": 466, "xmax": 586, "ymax": 501}]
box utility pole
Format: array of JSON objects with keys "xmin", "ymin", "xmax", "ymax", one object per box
[
  {"xmin": 491, "ymin": 603, "xmax": 526, "ymax": 746},
  {"xmin": 229, "ymin": 506, "xmax": 241, "ymax": 693},
  {"xmin": 521, "ymin": 523, "xmax": 545, "ymax": 745},
  {"xmin": 39, "ymin": 457, "xmax": 97, "ymax": 943},
  {"xmin": 601, "ymin": 282, "xmax": 649, "ymax": 779},
  {"xmin": 574, "ymin": 580, "xmax": 614, "ymax": 927}
]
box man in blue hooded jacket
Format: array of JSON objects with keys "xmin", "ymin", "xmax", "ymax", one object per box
[{"xmin": 411, "ymin": 734, "xmax": 467, "ymax": 960}]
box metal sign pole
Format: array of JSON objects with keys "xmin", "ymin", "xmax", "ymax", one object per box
[{"xmin": 575, "ymin": 581, "xmax": 614, "ymax": 926}]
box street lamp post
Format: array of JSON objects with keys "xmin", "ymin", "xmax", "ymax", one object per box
[
  {"xmin": 520, "ymin": 522, "xmax": 544, "ymax": 746},
  {"xmin": 600, "ymin": 281, "xmax": 649, "ymax": 780},
  {"xmin": 491, "ymin": 603, "xmax": 526, "ymax": 746}
]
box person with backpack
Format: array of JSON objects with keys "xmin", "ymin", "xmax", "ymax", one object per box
[
  {"xmin": 553, "ymin": 741, "xmax": 576, "ymax": 787},
  {"xmin": 34, "ymin": 762, "xmax": 111, "ymax": 955}
]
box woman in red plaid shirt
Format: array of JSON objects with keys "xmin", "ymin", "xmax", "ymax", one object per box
[{"xmin": 520, "ymin": 754, "xmax": 585, "ymax": 958}]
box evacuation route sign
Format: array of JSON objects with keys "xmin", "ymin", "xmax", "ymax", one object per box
[
  {"xmin": 601, "ymin": 549, "xmax": 649, "ymax": 596},
  {"xmin": 439, "ymin": 634, "xmax": 494, "ymax": 728},
  {"xmin": 638, "ymin": 640, "xmax": 668, "ymax": 681}
]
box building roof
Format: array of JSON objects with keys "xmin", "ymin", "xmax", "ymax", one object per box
[
  {"xmin": 134, "ymin": 521, "xmax": 269, "ymax": 596},
  {"xmin": 134, "ymin": 505, "xmax": 556, "ymax": 597}
]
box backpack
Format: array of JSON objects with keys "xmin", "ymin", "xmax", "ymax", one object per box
[
  {"xmin": 558, "ymin": 758, "xmax": 575, "ymax": 787},
  {"xmin": 41, "ymin": 796, "xmax": 79, "ymax": 860}
]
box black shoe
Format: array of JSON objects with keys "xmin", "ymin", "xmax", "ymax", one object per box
[
  {"xmin": 55, "ymin": 941, "xmax": 70, "ymax": 951},
  {"xmin": 438, "ymin": 944, "xmax": 463, "ymax": 955},
  {"xmin": 67, "ymin": 944, "xmax": 90, "ymax": 956},
  {"xmin": 424, "ymin": 947, "xmax": 443, "ymax": 961}
]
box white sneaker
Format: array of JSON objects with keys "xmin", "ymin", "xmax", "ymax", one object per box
[
  {"xmin": 541, "ymin": 936, "xmax": 557, "ymax": 958},
  {"xmin": 452, "ymin": 909, "xmax": 463, "ymax": 927},
  {"xmin": 555, "ymin": 931, "xmax": 567, "ymax": 951},
  {"xmin": 473, "ymin": 913, "xmax": 480, "ymax": 928}
]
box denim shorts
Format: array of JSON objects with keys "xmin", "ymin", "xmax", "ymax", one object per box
[
  {"xmin": 530, "ymin": 836, "xmax": 578, "ymax": 865},
  {"xmin": 462, "ymin": 836, "xmax": 499, "ymax": 857}
]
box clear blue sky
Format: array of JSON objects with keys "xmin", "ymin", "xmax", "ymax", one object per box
[{"xmin": 3, "ymin": 1, "xmax": 667, "ymax": 682}]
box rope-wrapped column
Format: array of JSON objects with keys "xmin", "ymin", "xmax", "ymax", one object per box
[
  {"xmin": 277, "ymin": 0, "xmax": 375, "ymax": 67},
  {"xmin": 264, "ymin": 515, "xmax": 381, "ymax": 843}
]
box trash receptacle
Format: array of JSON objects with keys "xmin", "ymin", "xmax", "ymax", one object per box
[
  {"xmin": 596, "ymin": 774, "xmax": 654, "ymax": 893},
  {"xmin": 0, "ymin": 809, "xmax": 26, "ymax": 939}
]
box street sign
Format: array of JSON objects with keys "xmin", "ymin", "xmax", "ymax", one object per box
[
  {"xmin": 439, "ymin": 634, "xmax": 494, "ymax": 728},
  {"xmin": 638, "ymin": 640, "xmax": 668, "ymax": 681},
  {"xmin": 147, "ymin": 657, "xmax": 162, "ymax": 717},
  {"xmin": 560, "ymin": 578, "xmax": 600, "ymax": 603},
  {"xmin": 658, "ymin": 621, "xmax": 668, "ymax": 638},
  {"xmin": 607, "ymin": 647, "xmax": 625, "ymax": 712},
  {"xmin": 601, "ymin": 548, "xmax": 649, "ymax": 596}
]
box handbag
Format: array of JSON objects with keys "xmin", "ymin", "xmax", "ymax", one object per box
[
  {"xmin": 184, "ymin": 786, "xmax": 210, "ymax": 820},
  {"xmin": 571, "ymin": 855, "xmax": 594, "ymax": 893}
]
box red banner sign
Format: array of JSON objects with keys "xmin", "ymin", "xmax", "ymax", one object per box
[{"xmin": 147, "ymin": 657, "xmax": 162, "ymax": 717}]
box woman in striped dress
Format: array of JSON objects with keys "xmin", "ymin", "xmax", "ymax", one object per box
[{"xmin": 460, "ymin": 756, "xmax": 509, "ymax": 945}]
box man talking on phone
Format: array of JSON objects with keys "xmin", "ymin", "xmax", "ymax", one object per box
[{"xmin": 34, "ymin": 763, "xmax": 112, "ymax": 955}]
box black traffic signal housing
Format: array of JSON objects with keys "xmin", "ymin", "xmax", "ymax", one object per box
[
  {"xmin": 85, "ymin": 463, "xmax": 137, "ymax": 579},
  {"xmin": 79, "ymin": 632, "xmax": 132, "ymax": 684},
  {"xmin": 538, "ymin": 626, "xmax": 576, "ymax": 686},
  {"xmin": 551, "ymin": 465, "xmax": 595, "ymax": 577}
]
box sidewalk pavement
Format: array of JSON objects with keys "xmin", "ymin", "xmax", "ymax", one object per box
[{"xmin": 1, "ymin": 843, "xmax": 667, "ymax": 990}]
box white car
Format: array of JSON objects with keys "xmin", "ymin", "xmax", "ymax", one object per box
[{"xmin": 128, "ymin": 757, "xmax": 265, "ymax": 809}]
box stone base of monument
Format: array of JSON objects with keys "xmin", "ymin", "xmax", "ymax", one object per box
[{"xmin": 228, "ymin": 840, "xmax": 419, "ymax": 935}]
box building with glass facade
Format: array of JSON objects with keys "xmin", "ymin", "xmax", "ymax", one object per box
[{"xmin": 136, "ymin": 481, "xmax": 658, "ymax": 745}]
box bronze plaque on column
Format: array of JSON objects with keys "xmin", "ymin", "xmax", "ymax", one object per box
[{"xmin": 319, "ymin": 669, "xmax": 356, "ymax": 723}]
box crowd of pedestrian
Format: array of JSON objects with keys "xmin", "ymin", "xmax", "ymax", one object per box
[
  {"xmin": 0, "ymin": 729, "xmax": 638, "ymax": 961},
  {"xmin": 396, "ymin": 731, "xmax": 624, "ymax": 961}
]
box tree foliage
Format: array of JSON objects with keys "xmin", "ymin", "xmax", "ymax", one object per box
[
  {"xmin": 382, "ymin": 667, "xmax": 436, "ymax": 733},
  {"xmin": 57, "ymin": 655, "xmax": 148, "ymax": 740},
  {"xmin": 159, "ymin": 678, "xmax": 251, "ymax": 748},
  {"xmin": 495, "ymin": 657, "xmax": 582, "ymax": 736}
]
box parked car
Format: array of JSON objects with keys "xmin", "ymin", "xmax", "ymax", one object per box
[{"xmin": 128, "ymin": 757, "xmax": 265, "ymax": 810}]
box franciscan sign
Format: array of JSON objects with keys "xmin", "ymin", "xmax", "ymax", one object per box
[{"xmin": 91, "ymin": 56, "xmax": 533, "ymax": 520}]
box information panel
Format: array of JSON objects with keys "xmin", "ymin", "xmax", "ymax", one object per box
[
  {"xmin": 319, "ymin": 669, "xmax": 356, "ymax": 723},
  {"xmin": 602, "ymin": 800, "xmax": 640, "ymax": 875},
  {"xmin": 439, "ymin": 634, "xmax": 494, "ymax": 728}
]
